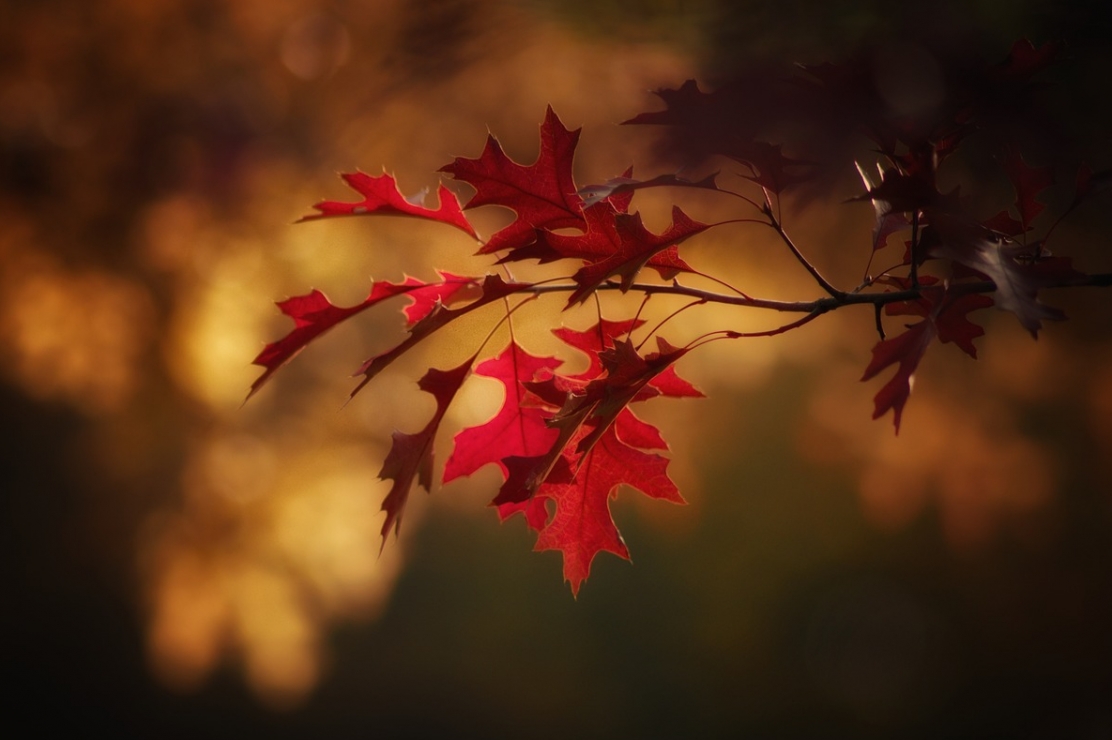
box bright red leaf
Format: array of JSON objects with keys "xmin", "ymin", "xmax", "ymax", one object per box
[
  {"xmin": 440, "ymin": 106, "xmax": 584, "ymax": 254},
  {"xmin": 350, "ymin": 274, "xmax": 525, "ymax": 398},
  {"xmin": 533, "ymin": 422, "xmax": 684, "ymax": 597},
  {"xmin": 443, "ymin": 341, "xmax": 562, "ymax": 483},
  {"xmin": 299, "ymin": 170, "xmax": 478, "ymax": 238},
  {"xmin": 249, "ymin": 274, "xmax": 476, "ymax": 399}
]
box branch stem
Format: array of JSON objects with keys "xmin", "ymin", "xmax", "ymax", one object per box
[
  {"xmin": 766, "ymin": 215, "xmax": 845, "ymax": 298},
  {"xmin": 520, "ymin": 272, "xmax": 1112, "ymax": 314}
]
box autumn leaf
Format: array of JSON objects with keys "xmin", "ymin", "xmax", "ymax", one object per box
[
  {"xmin": 856, "ymin": 162, "xmax": 911, "ymax": 252},
  {"xmin": 884, "ymin": 276, "xmax": 994, "ymax": 358},
  {"xmin": 495, "ymin": 330, "xmax": 696, "ymax": 510},
  {"xmin": 443, "ymin": 341, "xmax": 562, "ymax": 483},
  {"xmin": 298, "ymin": 170, "xmax": 478, "ymax": 238},
  {"xmin": 350, "ymin": 274, "xmax": 525, "ymax": 398},
  {"xmin": 401, "ymin": 271, "xmax": 481, "ymax": 325},
  {"xmin": 379, "ymin": 357, "xmax": 474, "ymax": 543},
  {"xmin": 495, "ymin": 195, "xmax": 695, "ymax": 286},
  {"xmin": 860, "ymin": 319, "xmax": 934, "ymax": 433},
  {"xmin": 863, "ymin": 280, "xmax": 993, "ymax": 430},
  {"xmin": 1000, "ymin": 146, "xmax": 1055, "ymax": 232},
  {"xmin": 533, "ymin": 422, "xmax": 683, "ymax": 597},
  {"xmin": 552, "ymin": 320, "xmax": 703, "ymax": 400},
  {"xmin": 950, "ymin": 239, "xmax": 1074, "ymax": 337},
  {"xmin": 440, "ymin": 106, "xmax": 584, "ymax": 254},
  {"xmin": 623, "ymin": 79, "xmax": 814, "ymax": 192},
  {"xmin": 249, "ymin": 274, "xmax": 476, "ymax": 399},
  {"xmin": 249, "ymin": 288, "xmax": 398, "ymax": 400},
  {"xmin": 982, "ymin": 146, "xmax": 1055, "ymax": 237},
  {"xmin": 991, "ymin": 38, "xmax": 1061, "ymax": 82},
  {"xmin": 561, "ymin": 205, "xmax": 707, "ymax": 306},
  {"xmin": 851, "ymin": 167, "xmax": 938, "ymax": 214}
]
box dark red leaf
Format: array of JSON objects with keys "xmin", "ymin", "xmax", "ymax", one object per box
[
  {"xmin": 860, "ymin": 320, "xmax": 934, "ymax": 433},
  {"xmin": 991, "ymin": 39, "xmax": 1061, "ymax": 82},
  {"xmin": 884, "ymin": 276, "xmax": 994, "ymax": 359},
  {"xmin": 401, "ymin": 271, "xmax": 481, "ymax": 325},
  {"xmin": 856, "ymin": 162, "xmax": 911, "ymax": 251},
  {"xmin": 1001, "ymin": 146, "xmax": 1054, "ymax": 231},
  {"xmin": 562, "ymin": 205, "xmax": 707, "ymax": 306},
  {"xmin": 954, "ymin": 240, "xmax": 1072, "ymax": 337},
  {"xmin": 623, "ymin": 79, "xmax": 814, "ymax": 192},
  {"xmin": 379, "ymin": 357, "xmax": 474, "ymax": 543}
]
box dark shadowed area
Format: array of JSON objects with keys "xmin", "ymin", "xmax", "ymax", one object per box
[{"xmin": 3, "ymin": 1, "xmax": 1112, "ymax": 737}]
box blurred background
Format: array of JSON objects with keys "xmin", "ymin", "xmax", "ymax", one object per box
[{"xmin": 3, "ymin": 0, "xmax": 1112, "ymax": 737}]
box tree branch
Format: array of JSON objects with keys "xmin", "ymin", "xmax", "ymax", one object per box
[{"xmin": 522, "ymin": 272, "xmax": 1112, "ymax": 315}]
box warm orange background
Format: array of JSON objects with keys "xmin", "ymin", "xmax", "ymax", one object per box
[{"xmin": 3, "ymin": 1, "xmax": 1111, "ymax": 736}]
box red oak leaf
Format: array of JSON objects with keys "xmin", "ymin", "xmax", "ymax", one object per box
[
  {"xmin": 850, "ymin": 167, "xmax": 938, "ymax": 214},
  {"xmin": 991, "ymin": 39, "xmax": 1061, "ymax": 82},
  {"xmin": 552, "ymin": 318, "xmax": 642, "ymax": 380},
  {"xmin": 298, "ymin": 170, "xmax": 477, "ymax": 238},
  {"xmin": 930, "ymin": 212, "xmax": 1081, "ymax": 336},
  {"xmin": 351, "ymin": 274, "xmax": 525, "ymax": 398},
  {"xmin": 379, "ymin": 357, "xmax": 474, "ymax": 543},
  {"xmin": 560, "ymin": 205, "xmax": 708, "ymax": 306},
  {"xmin": 519, "ymin": 338, "xmax": 690, "ymax": 502},
  {"xmin": 884, "ymin": 276, "xmax": 994, "ymax": 358},
  {"xmin": 864, "ymin": 279, "xmax": 995, "ymax": 430},
  {"xmin": 572, "ymin": 338, "xmax": 691, "ymax": 452},
  {"xmin": 982, "ymin": 209, "xmax": 1026, "ymax": 238},
  {"xmin": 250, "ymin": 277, "xmax": 422, "ymax": 398},
  {"xmin": 249, "ymin": 275, "xmax": 476, "ymax": 399},
  {"xmin": 533, "ymin": 423, "xmax": 683, "ymax": 597},
  {"xmin": 552, "ymin": 320, "xmax": 703, "ymax": 400},
  {"xmin": 856, "ymin": 162, "xmax": 911, "ymax": 251},
  {"xmin": 443, "ymin": 341, "xmax": 562, "ymax": 483},
  {"xmin": 622, "ymin": 79, "xmax": 814, "ymax": 192},
  {"xmin": 494, "ymin": 326, "xmax": 696, "ymax": 507},
  {"xmin": 860, "ymin": 319, "xmax": 934, "ymax": 433},
  {"xmin": 440, "ymin": 106, "xmax": 584, "ymax": 254},
  {"xmin": 1001, "ymin": 146, "xmax": 1055, "ymax": 231},
  {"xmin": 495, "ymin": 492, "xmax": 550, "ymax": 532},
  {"xmin": 401, "ymin": 271, "xmax": 481, "ymax": 325},
  {"xmin": 495, "ymin": 189, "xmax": 694, "ymax": 285},
  {"xmin": 952, "ymin": 240, "xmax": 1074, "ymax": 337},
  {"xmin": 621, "ymin": 79, "xmax": 712, "ymax": 128}
]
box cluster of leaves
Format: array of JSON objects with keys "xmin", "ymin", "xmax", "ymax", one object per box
[{"xmin": 250, "ymin": 39, "xmax": 1109, "ymax": 594}]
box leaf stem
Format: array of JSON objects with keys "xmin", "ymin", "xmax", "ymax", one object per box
[{"xmin": 765, "ymin": 211, "xmax": 845, "ymax": 298}]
